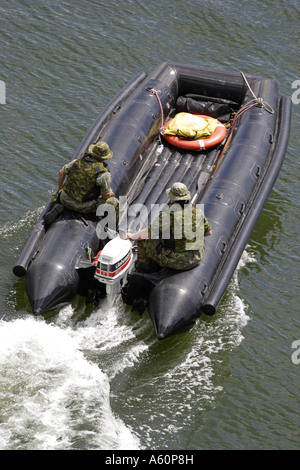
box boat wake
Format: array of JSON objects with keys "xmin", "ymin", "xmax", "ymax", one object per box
[
  {"xmin": 0, "ymin": 248, "xmax": 254, "ymax": 450},
  {"xmin": 117, "ymin": 250, "xmax": 253, "ymax": 448},
  {"xmin": 0, "ymin": 301, "xmax": 144, "ymax": 450}
]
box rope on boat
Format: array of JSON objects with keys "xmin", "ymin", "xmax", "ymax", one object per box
[
  {"xmin": 227, "ymin": 72, "xmax": 275, "ymax": 135},
  {"xmin": 211, "ymin": 73, "xmax": 275, "ymax": 175},
  {"xmin": 149, "ymin": 88, "xmax": 164, "ymax": 144},
  {"xmin": 84, "ymin": 242, "xmax": 92, "ymax": 262},
  {"xmin": 240, "ymin": 71, "xmax": 274, "ymax": 114}
]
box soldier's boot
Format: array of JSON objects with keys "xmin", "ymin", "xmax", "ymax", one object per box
[{"xmin": 44, "ymin": 203, "xmax": 64, "ymax": 226}]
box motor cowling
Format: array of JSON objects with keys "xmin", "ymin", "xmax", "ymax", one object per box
[{"xmin": 94, "ymin": 237, "xmax": 133, "ymax": 303}]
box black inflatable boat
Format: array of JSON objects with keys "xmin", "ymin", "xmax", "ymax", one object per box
[{"xmin": 13, "ymin": 62, "xmax": 291, "ymax": 339}]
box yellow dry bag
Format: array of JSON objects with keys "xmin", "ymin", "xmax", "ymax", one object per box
[{"xmin": 164, "ymin": 112, "xmax": 217, "ymax": 139}]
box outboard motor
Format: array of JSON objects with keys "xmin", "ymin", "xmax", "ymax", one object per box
[{"xmin": 94, "ymin": 236, "xmax": 133, "ymax": 305}]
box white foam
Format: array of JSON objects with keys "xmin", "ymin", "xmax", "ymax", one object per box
[
  {"xmin": 0, "ymin": 246, "xmax": 255, "ymax": 449},
  {"xmin": 55, "ymin": 300, "xmax": 148, "ymax": 379},
  {"xmin": 0, "ymin": 316, "xmax": 141, "ymax": 450},
  {"xmin": 0, "ymin": 207, "xmax": 43, "ymax": 240}
]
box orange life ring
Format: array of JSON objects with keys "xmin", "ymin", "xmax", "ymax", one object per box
[{"xmin": 163, "ymin": 114, "xmax": 227, "ymax": 151}]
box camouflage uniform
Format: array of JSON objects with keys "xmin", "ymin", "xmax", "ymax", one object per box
[
  {"xmin": 60, "ymin": 141, "xmax": 118, "ymax": 214},
  {"xmin": 137, "ymin": 182, "xmax": 211, "ymax": 272}
]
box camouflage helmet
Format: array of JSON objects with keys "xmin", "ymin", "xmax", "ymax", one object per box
[
  {"xmin": 88, "ymin": 141, "xmax": 113, "ymax": 160},
  {"xmin": 166, "ymin": 182, "xmax": 191, "ymax": 201}
]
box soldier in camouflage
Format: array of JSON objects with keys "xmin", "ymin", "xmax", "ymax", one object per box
[
  {"xmin": 45, "ymin": 141, "xmax": 119, "ymax": 225},
  {"xmin": 127, "ymin": 182, "xmax": 212, "ymax": 272}
]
